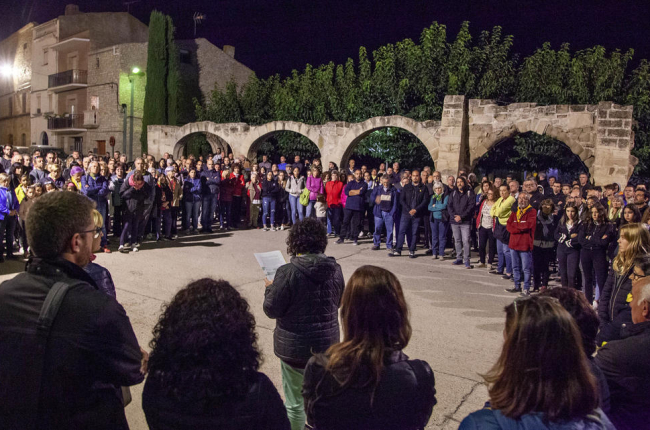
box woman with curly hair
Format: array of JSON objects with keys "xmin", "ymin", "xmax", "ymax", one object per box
[
  {"xmin": 263, "ymin": 218, "xmax": 345, "ymax": 430},
  {"xmin": 143, "ymin": 278, "xmax": 289, "ymax": 430}
]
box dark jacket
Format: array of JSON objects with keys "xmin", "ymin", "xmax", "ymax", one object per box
[
  {"xmin": 120, "ymin": 178, "xmax": 151, "ymax": 215},
  {"xmin": 142, "ymin": 371, "xmax": 290, "ymax": 430},
  {"xmin": 200, "ymin": 169, "xmax": 221, "ymax": 196},
  {"xmin": 84, "ymin": 262, "xmax": 117, "ymax": 298},
  {"xmin": 459, "ymin": 407, "xmax": 614, "ymax": 430},
  {"xmin": 263, "ymin": 254, "xmax": 345, "ymax": 369},
  {"xmin": 399, "ymin": 182, "xmax": 429, "ymax": 218},
  {"xmin": 261, "ymin": 178, "xmax": 281, "ymax": 198},
  {"xmin": 302, "ymin": 351, "xmax": 436, "ymax": 430},
  {"xmin": 182, "ymin": 177, "xmax": 202, "ymax": 202},
  {"xmin": 371, "ymin": 185, "xmax": 398, "ymax": 217},
  {"xmin": 0, "ymin": 258, "xmax": 143, "ymax": 430},
  {"xmin": 597, "ymin": 264, "xmax": 633, "ymax": 344},
  {"xmin": 447, "ymin": 186, "xmax": 475, "ymax": 224},
  {"xmin": 533, "ymin": 211, "xmax": 558, "ymax": 247},
  {"xmin": 555, "ymin": 222, "xmax": 581, "ymax": 253},
  {"xmin": 81, "ymin": 173, "xmax": 110, "ymax": 211},
  {"xmin": 344, "ymin": 180, "xmax": 368, "ymax": 212},
  {"xmin": 578, "ymin": 222, "xmax": 614, "ymax": 251},
  {"xmin": 595, "ymin": 321, "xmax": 650, "ymax": 430}
]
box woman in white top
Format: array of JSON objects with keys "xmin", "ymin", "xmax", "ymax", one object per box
[
  {"xmin": 285, "ymin": 166, "xmax": 305, "ymax": 224},
  {"xmin": 476, "ymin": 185, "xmax": 497, "ymax": 268}
]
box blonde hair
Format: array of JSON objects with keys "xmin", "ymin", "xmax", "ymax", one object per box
[
  {"xmin": 91, "ymin": 209, "xmax": 104, "ymax": 229},
  {"xmin": 613, "ymin": 223, "xmax": 650, "ymax": 275},
  {"xmin": 0, "ymin": 172, "xmax": 8, "ymax": 184}
]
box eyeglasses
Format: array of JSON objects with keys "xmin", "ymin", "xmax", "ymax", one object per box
[
  {"xmin": 78, "ymin": 227, "xmax": 103, "ymax": 239},
  {"xmin": 630, "ymin": 272, "xmax": 647, "ymax": 282}
]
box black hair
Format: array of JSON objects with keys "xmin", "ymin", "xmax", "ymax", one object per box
[{"xmin": 287, "ymin": 218, "xmax": 328, "ymax": 256}]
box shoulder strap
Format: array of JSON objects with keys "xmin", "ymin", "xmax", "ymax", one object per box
[{"xmin": 37, "ymin": 281, "xmax": 75, "ymax": 336}]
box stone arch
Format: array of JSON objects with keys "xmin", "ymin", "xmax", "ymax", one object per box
[
  {"xmin": 171, "ymin": 121, "xmax": 237, "ymax": 160},
  {"xmin": 335, "ymin": 116, "xmax": 440, "ymax": 169},
  {"xmin": 40, "ymin": 131, "xmax": 49, "ymax": 146},
  {"xmin": 244, "ymin": 121, "xmax": 322, "ymax": 161}
]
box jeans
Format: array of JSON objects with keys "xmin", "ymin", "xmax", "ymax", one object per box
[
  {"xmin": 138, "ymin": 203, "xmax": 153, "ymax": 240},
  {"xmin": 160, "ymin": 209, "xmax": 172, "ymax": 238},
  {"xmin": 395, "ymin": 215, "xmax": 421, "ymax": 252},
  {"xmin": 288, "ymin": 195, "xmax": 304, "ymax": 224},
  {"xmin": 496, "ymin": 239, "xmax": 512, "ymax": 274},
  {"xmin": 451, "ymin": 223, "xmax": 471, "ymax": 265},
  {"xmin": 373, "ymin": 211, "xmax": 394, "ymax": 249},
  {"xmin": 430, "ymin": 218, "xmax": 448, "ymax": 256},
  {"xmin": 511, "ymin": 249, "xmax": 532, "ymax": 291},
  {"xmin": 220, "ymin": 200, "xmax": 232, "ymax": 228},
  {"xmin": 170, "ymin": 207, "xmax": 178, "ymax": 235},
  {"xmin": 120, "ymin": 211, "xmax": 140, "ymax": 246},
  {"xmin": 328, "ymin": 205, "xmax": 343, "ymax": 235},
  {"xmin": 262, "ymin": 196, "xmax": 276, "ymax": 227},
  {"xmin": 557, "ymin": 246, "xmax": 580, "ymax": 289},
  {"xmin": 327, "ymin": 215, "xmax": 332, "ymax": 234},
  {"xmin": 533, "ymin": 246, "xmax": 555, "ymax": 288},
  {"xmin": 184, "ymin": 200, "xmax": 200, "ymax": 231},
  {"xmin": 0, "ymin": 215, "xmax": 16, "ymax": 256},
  {"xmin": 478, "ymin": 226, "xmax": 496, "ymax": 265},
  {"xmin": 340, "ymin": 208, "xmax": 361, "ymax": 241},
  {"xmin": 580, "ymin": 248, "xmax": 608, "ymax": 303},
  {"xmin": 305, "ymin": 200, "xmax": 316, "ymax": 218},
  {"xmin": 280, "ymin": 361, "xmax": 305, "ymax": 430},
  {"xmin": 201, "ymin": 194, "xmax": 218, "ymax": 230}
]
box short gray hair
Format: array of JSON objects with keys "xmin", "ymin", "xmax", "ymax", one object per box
[
  {"xmin": 637, "ymin": 279, "xmax": 650, "ymax": 306},
  {"xmin": 433, "ymin": 181, "xmax": 444, "ymax": 190},
  {"xmin": 27, "ymin": 192, "xmax": 95, "ymax": 259}
]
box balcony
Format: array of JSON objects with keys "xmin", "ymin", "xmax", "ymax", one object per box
[
  {"xmin": 83, "ymin": 109, "xmax": 99, "ymax": 128},
  {"xmin": 48, "ymin": 70, "xmax": 88, "ymax": 93},
  {"xmin": 47, "ymin": 114, "xmax": 86, "ymax": 134}
]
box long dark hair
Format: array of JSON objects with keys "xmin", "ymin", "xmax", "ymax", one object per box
[
  {"xmin": 560, "ymin": 202, "xmax": 580, "ymax": 225},
  {"xmin": 322, "ymin": 266, "xmax": 411, "ymax": 398},
  {"xmin": 484, "ymin": 296, "xmax": 598, "ymax": 421},
  {"xmin": 621, "ymin": 203, "xmax": 642, "ymax": 226},
  {"xmin": 147, "ymin": 278, "xmax": 261, "ymax": 406},
  {"xmin": 585, "ymin": 202, "xmax": 607, "ymax": 225}
]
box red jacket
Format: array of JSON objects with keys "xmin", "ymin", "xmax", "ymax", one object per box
[
  {"xmin": 230, "ymin": 173, "xmax": 245, "ymax": 197},
  {"xmin": 325, "ymin": 181, "xmax": 343, "ymax": 207},
  {"xmin": 506, "ymin": 206, "xmax": 537, "ymax": 251}
]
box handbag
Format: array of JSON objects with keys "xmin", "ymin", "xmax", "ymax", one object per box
[
  {"xmin": 299, "ymin": 187, "xmax": 311, "ymax": 206},
  {"xmin": 494, "ymin": 221, "xmax": 510, "ymax": 244}
]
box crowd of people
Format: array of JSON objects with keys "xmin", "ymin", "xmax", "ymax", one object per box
[{"xmin": 1, "ymin": 143, "xmax": 650, "ymax": 429}]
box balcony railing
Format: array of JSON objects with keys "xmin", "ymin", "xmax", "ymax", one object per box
[
  {"xmin": 48, "ymin": 114, "xmax": 84, "ymax": 130},
  {"xmin": 48, "ymin": 69, "xmax": 88, "ymax": 88}
]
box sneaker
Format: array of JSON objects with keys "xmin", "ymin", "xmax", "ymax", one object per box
[
  {"xmin": 352, "ymin": 241, "xmax": 359, "ymax": 246},
  {"xmin": 264, "ymin": 226, "xmax": 269, "ymax": 231},
  {"xmin": 505, "ymin": 287, "xmax": 521, "ymax": 293},
  {"xmin": 409, "ymin": 251, "xmax": 416, "ymax": 259},
  {"xmin": 171, "ymin": 235, "xmax": 178, "ymax": 239},
  {"xmin": 272, "ymin": 227, "xmax": 277, "ymax": 231},
  {"xmin": 103, "ymin": 247, "xmax": 112, "ymax": 254},
  {"xmin": 145, "ymin": 234, "xmax": 153, "ymax": 241},
  {"xmin": 358, "ymin": 231, "xmax": 365, "ymax": 238},
  {"xmin": 134, "ymin": 242, "xmax": 141, "ymax": 248},
  {"xmin": 388, "ymin": 250, "xmax": 401, "ymax": 257},
  {"xmin": 519, "ymin": 290, "xmax": 531, "ymax": 297},
  {"xmin": 132, "ymin": 246, "xmax": 139, "ymax": 252},
  {"xmin": 335, "ymin": 238, "xmax": 344, "ymax": 244},
  {"xmin": 465, "ymin": 264, "xmax": 474, "ymax": 269},
  {"xmin": 452, "ymin": 260, "xmax": 463, "ymax": 265},
  {"xmin": 371, "ymin": 245, "xmax": 380, "ymax": 251},
  {"xmin": 118, "ymin": 245, "xmax": 128, "ymax": 253},
  {"xmin": 425, "ymin": 249, "xmax": 433, "ymax": 255},
  {"xmin": 124, "ymin": 242, "xmax": 131, "ymax": 248},
  {"xmin": 502, "ymin": 274, "xmax": 513, "ymax": 280},
  {"xmin": 280, "ymin": 225, "xmax": 285, "ymax": 231},
  {"xmin": 433, "ymin": 255, "xmax": 439, "ymax": 260},
  {"xmin": 489, "ymin": 270, "xmax": 502, "ymax": 275},
  {"xmin": 477, "ymin": 263, "xmax": 486, "ymax": 268}
]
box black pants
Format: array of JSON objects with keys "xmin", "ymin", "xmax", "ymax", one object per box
[
  {"xmin": 113, "ymin": 205, "xmax": 124, "ymax": 237},
  {"xmin": 170, "ymin": 207, "xmax": 178, "ymax": 235},
  {"xmin": 423, "ymin": 217, "xmax": 432, "ymax": 249},
  {"xmin": 478, "ymin": 226, "xmax": 496, "ymax": 264},
  {"xmin": 580, "ymin": 248, "xmax": 608, "ymax": 303},
  {"xmin": 328, "ymin": 205, "xmax": 342, "ymax": 235},
  {"xmin": 360, "ymin": 203, "xmax": 374, "ymax": 233},
  {"xmin": 557, "ymin": 246, "xmax": 580, "ymax": 289},
  {"xmin": 340, "ymin": 208, "xmax": 361, "ymax": 241},
  {"xmin": 232, "ymin": 195, "xmax": 242, "ymax": 228},
  {"xmin": 532, "ymin": 246, "xmax": 555, "ymax": 288},
  {"xmin": 0, "ymin": 215, "xmax": 16, "ymax": 257}
]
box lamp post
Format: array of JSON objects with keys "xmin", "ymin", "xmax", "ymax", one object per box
[{"xmin": 128, "ymin": 67, "xmax": 145, "ymax": 161}]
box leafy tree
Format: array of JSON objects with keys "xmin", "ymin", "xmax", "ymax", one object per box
[{"xmin": 166, "ymin": 15, "xmax": 179, "ymax": 126}]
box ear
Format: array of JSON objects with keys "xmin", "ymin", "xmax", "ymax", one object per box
[
  {"xmin": 643, "ymin": 301, "xmax": 650, "ymax": 320},
  {"xmin": 68, "ymin": 232, "xmax": 82, "ymax": 254}
]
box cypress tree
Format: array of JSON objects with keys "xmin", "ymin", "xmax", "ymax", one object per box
[
  {"xmin": 141, "ymin": 10, "xmax": 168, "ymax": 153},
  {"xmin": 166, "ymin": 15, "xmax": 179, "ymax": 126}
]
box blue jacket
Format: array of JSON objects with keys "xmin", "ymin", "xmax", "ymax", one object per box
[
  {"xmin": 84, "ymin": 262, "xmax": 116, "ymax": 298},
  {"xmin": 81, "ymin": 174, "xmax": 110, "ymax": 210},
  {"xmin": 200, "ymin": 169, "xmax": 221, "ymax": 196},
  {"xmin": 459, "ymin": 407, "xmax": 614, "ymax": 430},
  {"xmin": 344, "ymin": 180, "xmax": 368, "ymax": 212},
  {"xmin": 428, "ymin": 194, "xmax": 449, "ymax": 221},
  {"xmin": 183, "ymin": 177, "xmax": 202, "ymax": 202},
  {"xmin": 0, "ymin": 186, "xmax": 19, "ymax": 220},
  {"xmin": 371, "ymin": 185, "xmax": 397, "ymax": 217}
]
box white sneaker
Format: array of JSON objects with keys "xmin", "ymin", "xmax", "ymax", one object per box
[
  {"xmin": 263, "ymin": 226, "xmax": 269, "ymax": 231},
  {"xmin": 358, "ymin": 231, "xmax": 364, "ymax": 238},
  {"xmin": 118, "ymin": 245, "xmax": 128, "ymax": 253},
  {"xmin": 272, "ymin": 227, "xmax": 277, "ymax": 231},
  {"xmin": 280, "ymin": 225, "xmax": 285, "ymax": 231},
  {"xmin": 124, "ymin": 243, "xmax": 131, "ymax": 248},
  {"xmin": 132, "ymin": 246, "xmax": 139, "ymax": 252}
]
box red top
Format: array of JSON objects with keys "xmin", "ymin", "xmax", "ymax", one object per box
[
  {"xmin": 325, "ymin": 181, "xmax": 343, "ymax": 207},
  {"xmin": 230, "ymin": 173, "xmax": 245, "ymax": 197},
  {"xmin": 506, "ymin": 207, "xmax": 537, "ymax": 251}
]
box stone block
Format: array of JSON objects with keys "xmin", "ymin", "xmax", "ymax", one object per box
[
  {"xmin": 470, "ymin": 107, "xmax": 484, "ymax": 115},
  {"xmin": 607, "ymin": 128, "xmax": 630, "ymax": 138},
  {"xmin": 598, "ymin": 110, "xmax": 609, "ymax": 118},
  {"xmin": 598, "ymin": 119, "xmax": 623, "ymax": 128},
  {"xmin": 609, "ymin": 110, "xmax": 633, "ymax": 119},
  {"xmin": 479, "ymin": 99, "xmax": 496, "ymax": 106},
  {"xmin": 600, "ymin": 138, "xmax": 617, "ymax": 146},
  {"xmin": 444, "ymin": 103, "xmax": 463, "ymax": 110},
  {"xmin": 586, "ymin": 105, "xmax": 599, "ymax": 112},
  {"xmin": 570, "ymin": 105, "xmax": 586, "ymax": 112},
  {"xmin": 469, "ymin": 99, "xmax": 480, "ymax": 107},
  {"xmin": 556, "ymin": 105, "xmax": 570, "ymax": 114},
  {"xmin": 617, "ymin": 139, "xmax": 630, "ymax": 149},
  {"xmin": 598, "ymin": 101, "xmax": 614, "ymax": 109},
  {"xmin": 567, "ymin": 112, "xmax": 595, "ymax": 129}
]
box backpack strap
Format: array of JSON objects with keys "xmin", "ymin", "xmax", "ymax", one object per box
[{"xmin": 37, "ymin": 282, "xmax": 75, "ymax": 336}]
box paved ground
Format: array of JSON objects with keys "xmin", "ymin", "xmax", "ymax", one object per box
[{"xmin": 0, "ymin": 228, "xmax": 521, "ymax": 429}]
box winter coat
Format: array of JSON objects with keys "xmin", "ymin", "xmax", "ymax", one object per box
[
  {"xmin": 306, "ymin": 176, "xmax": 324, "ymax": 201},
  {"xmin": 459, "ymin": 407, "xmax": 615, "ymax": 430},
  {"xmin": 0, "ymin": 257, "xmax": 143, "ymax": 430},
  {"xmin": 220, "ymin": 175, "xmax": 234, "ymax": 203},
  {"xmin": 428, "ymin": 193, "xmax": 449, "ymax": 222},
  {"xmin": 182, "ymin": 177, "xmax": 202, "ymax": 203},
  {"xmin": 109, "ymin": 175, "xmax": 125, "ymax": 207},
  {"xmin": 447, "ymin": 186, "xmax": 475, "ymax": 225},
  {"xmin": 119, "ymin": 178, "xmax": 151, "ymax": 215},
  {"xmin": 325, "ymin": 181, "xmax": 343, "ymax": 207},
  {"xmin": 84, "ymin": 262, "xmax": 117, "ymax": 298},
  {"xmin": 200, "ymin": 169, "xmax": 221, "ymax": 196},
  {"xmin": 230, "ymin": 173, "xmax": 245, "ymax": 197},
  {"xmin": 490, "ymin": 196, "xmax": 515, "ymax": 226},
  {"xmin": 597, "ymin": 263, "xmax": 633, "ymax": 344},
  {"xmin": 506, "ymin": 206, "xmax": 537, "ymax": 252},
  {"xmin": 263, "ymin": 254, "xmax": 345, "ymax": 369},
  {"xmin": 399, "ymin": 182, "xmax": 429, "ymax": 218},
  {"xmin": 0, "ymin": 186, "xmax": 19, "ymax": 220},
  {"xmin": 126, "ymin": 170, "xmax": 156, "ymax": 205},
  {"xmin": 261, "ymin": 178, "xmax": 280, "ymax": 198},
  {"xmin": 303, "ymin": 350, "xmax": 437, "ymax": 430},
  {"xmin": 578, "ymin": 222, "xmax": 615, "ymax": 251},
  {"xmin": 595, "ymin": 321, "xmax": 650, "ymax": 430},
  {"xmin": 142, "ymin": 371, "xmax": 290, "ymax": 430},
  {"xmin": 285, "ymin": 176, "xmax": 305, "ymax": 197},
  {"xmin": 372, "ymin": 185, "xmax": 398, "ymax": 217},
  {"xmin": 344, "ymin": 180, "xmax": 368, "ymax": 212},
  {"xmin": 555, "ymin": 222, "xmax": 582, "ymax": 252},
  {"xmin": 533, "ymin": 212, "xmax": 559, "ymax": 248},
  {"xmin": 81, "ymin": 174, "xmax": 110, "ymax": 211}
]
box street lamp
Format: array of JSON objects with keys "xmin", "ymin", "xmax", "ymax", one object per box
[
  {"xmin": 0, "ymin": 64, "xmax": 13, "ymax": 78},
  {"xmin": 128, "ymin": 67, "xmax": 145, "ymax": 161}
]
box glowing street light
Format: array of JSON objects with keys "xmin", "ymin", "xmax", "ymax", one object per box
[
  {"xmin": 131, "ymin": 67, "xmax": 140, "ymax": 74},
  {"xmin": 0, "ymin": 64, "xmax": 13, "ymax": 78}
]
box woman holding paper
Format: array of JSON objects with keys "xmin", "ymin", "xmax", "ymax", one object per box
[{"xmin": 263, "ymin": 218, "xmax": 345, "ymax": 430}]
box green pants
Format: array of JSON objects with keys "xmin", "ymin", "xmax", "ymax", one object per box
[
  {"xmin": 249, "ymin": 203, "xmax": 261, "ymax": 228},
  {"xmin": 281, "ymin": 360, "xmax": 305, "ymax": 430}
]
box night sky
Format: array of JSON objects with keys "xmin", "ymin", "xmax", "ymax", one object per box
[{"xmin": 3, "ymin": 0, "xmax": 650, "ymax": 78}]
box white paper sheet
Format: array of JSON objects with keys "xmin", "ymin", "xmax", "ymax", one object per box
[{"xmin": 254, "ymin": 251, "xmax": 286, "ymax": 281}]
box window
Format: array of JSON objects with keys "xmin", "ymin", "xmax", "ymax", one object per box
[
  {"xmin": 36, "ymin": 95, "xmax": 41, "ymax": 113},
  {"xmin": 91, "ymin": 96, "xmax": 99, "ymax": 110},
  {"xmin": 179, "ymin": 49, "xmax": 192, "ymax": 64},
  {"xmin": 43, "ymin": 48, "xmax": 49, "ymax": 66}
]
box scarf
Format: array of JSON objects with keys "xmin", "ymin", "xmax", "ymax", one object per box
[
  {"xmin": 516, "ymin": 205, "xmax": 531, "ymax": 222},
  {"xmin": 435, "ymin": 193, "xmax": 442, "ymax": 202},
  {"xmin": 537, "ymin": 211, "xmax": 554, "ymax": 236},
  {"xmin": 71, "ymin": 176, "xmax": 82, "ymax": 191}
]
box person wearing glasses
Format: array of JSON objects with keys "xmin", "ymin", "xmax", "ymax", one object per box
[
  {"xmin": 84, "ymin": 209, "xmax": 117, "ymax": 298},
  {"xmin": 459, "ymin": 295, "xmax": 614, "ymax": 429},
  {"xmin": 0, "ymin": 191, "xmax": 146, "ymax": 430},
  {"xmin": 597, "ymin": 223, "xmax": 650, "ymax": 344}
]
